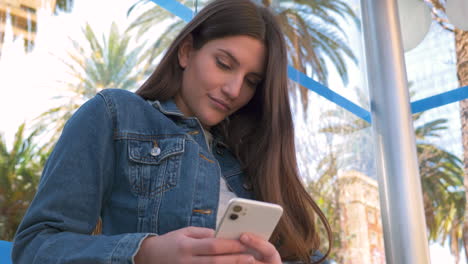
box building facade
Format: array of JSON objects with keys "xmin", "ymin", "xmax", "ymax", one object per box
[
  {"xmin": 338, "ymin": 171, "xmax": 386, "ymax": 264},
  {"xmin": 0, "ymin": 0, "xmax": 56, "ymax": 53}
]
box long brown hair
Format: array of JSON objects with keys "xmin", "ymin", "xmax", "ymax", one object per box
[{"xmin": 136, "ymin": 0, "xmax": 332, "ymax": 262}]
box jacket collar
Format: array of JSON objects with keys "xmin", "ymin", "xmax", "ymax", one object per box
[
  {"xmin": 151, "ymin": 98, "xmax": 231, "ymax": 149},
  {"xmin": 151, "ymin": 99, "xmax": 185, "ymax": 117}
]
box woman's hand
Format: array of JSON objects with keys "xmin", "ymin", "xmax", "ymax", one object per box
[
  {"xmin": 134, "ymin": 226, "xmax": 256, "ymax": 264},
  {"xmin": 240, "ymin": 233, "xmax": 282, "ymax": 264}
]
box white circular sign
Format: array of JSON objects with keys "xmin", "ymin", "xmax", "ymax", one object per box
[
  {"xmin": 398, "ymin": 0, "xmax": 432, "ymax": 51},
  {"xmin": 446, "ymin": 0, "xmax": 468, "ymax": 31}
]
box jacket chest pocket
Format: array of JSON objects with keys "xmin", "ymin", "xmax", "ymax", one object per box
[{"xmin": 127, "ymin": 137, "xmax": 185, "ymax": 197}]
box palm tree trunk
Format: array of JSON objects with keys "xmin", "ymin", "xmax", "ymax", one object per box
[{"xmin": 454, "ymin": 28, "xmax": 468, "ymax": 263}]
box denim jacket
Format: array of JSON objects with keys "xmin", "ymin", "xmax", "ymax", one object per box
[
  {"xmin": 12, "ymin": 89, "xmax": 255, "ymax": 263},
  {"xmin": 13, "ymin": 89, "xmax": 329, "ymax": 264}
]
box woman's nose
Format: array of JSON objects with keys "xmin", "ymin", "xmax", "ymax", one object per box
[{"xmin": 221, "ymin": 76, "xmax": 243, "ymax": 99}]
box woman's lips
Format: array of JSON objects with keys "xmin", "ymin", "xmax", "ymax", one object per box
[{"xmin": 209, "ymin": 96, "xmax": 231, "ymax": 111}]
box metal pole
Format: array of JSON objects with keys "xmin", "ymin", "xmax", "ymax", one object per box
[{"xmin": 359, "ymin": 0, "xmax": 431, "ymax": 263}]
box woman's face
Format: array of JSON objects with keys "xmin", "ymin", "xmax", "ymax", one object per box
[{"xmin": 175, "ymin": 35, "xmax": 266, "ymax": 128}]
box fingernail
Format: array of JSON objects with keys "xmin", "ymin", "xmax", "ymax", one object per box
[
  {"xmin": 248, "ymin": 256, "xmax": 255, "ymax": 264},
  {"xmin": 241, "ymin": 234, "xmax": 250, "ymax": 243}
]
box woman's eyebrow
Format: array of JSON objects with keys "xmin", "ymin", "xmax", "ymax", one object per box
[
  {"xmin": 218, "ymin": 48, "xmax": 240, "ymax": 66},
  {"xmin": 217, "ymin": 48, "xmax": 264, "ymax": 78}
]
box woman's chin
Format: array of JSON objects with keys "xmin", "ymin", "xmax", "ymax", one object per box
[{"xmin": 199, "ymin": 115, "xmax": 226, "ymax": 128}]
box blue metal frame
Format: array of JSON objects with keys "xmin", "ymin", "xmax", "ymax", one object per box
[{"xmin": 0, "ymin": 241, "xmax": 12, "ymax": 264}]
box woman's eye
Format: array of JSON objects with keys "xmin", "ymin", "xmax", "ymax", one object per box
[
  {"xmin": 247, "ymin": 79, "xmax": 259, "ymax": 88},
  {"xmin": 216, "ymin": 58, "xmax": 231, "ymax": 70}
]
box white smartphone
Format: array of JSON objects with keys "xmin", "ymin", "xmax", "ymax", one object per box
[{"xmin": 215, "ymin": 198, "xmax": 283, "ymax": 241}]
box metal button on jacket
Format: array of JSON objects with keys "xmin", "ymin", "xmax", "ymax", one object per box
[{"xmin": 150, "ymin": 140, "xmax": 161, "ymax": 156}]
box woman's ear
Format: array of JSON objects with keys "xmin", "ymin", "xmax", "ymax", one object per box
[{"xmin": 178, "ymin": 35, "xmax": 194, "ymax": 69}]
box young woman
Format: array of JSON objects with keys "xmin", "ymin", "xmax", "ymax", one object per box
[{"xmin": 12, "ymin": 0, "xmax": 331, "ymax": 263}]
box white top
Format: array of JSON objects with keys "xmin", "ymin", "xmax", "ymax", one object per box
[
  {"xmin": 202, "ymin": 129, "xmax": 238, "ymax": 228},
  {"xmin": 217, "ymin": 176, "xmax": 238, "ymax": 227}
]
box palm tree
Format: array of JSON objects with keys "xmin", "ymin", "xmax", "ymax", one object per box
[
  {"xmin": 306, "ymin": 153, "xmax": 344, "ymax": 262},
  {"xmin": 0, "ymin": 123, "xmax": 49, "ymax": 241},
  {"xmin": 416, "ymin": 119, "xmax": 465, "ymax": 264},
  {"xmin": 423, "ymin": 1, "xmax": 468, "ymax": 261},
  {"xmin": 54, "ymin": 0, "xmax": 74, "ymax": 14},
  {"xmin": 125, "ymin": 0, "xmax": 190, "ymax": 78},
  {"xmin": 317, "ymin": 90, "xmax": 466, "ymax": 262},
  {"xmin": 37, "ymin": 22, "xmax": 149, "ymax": 137},
  {"xmin": 126, "ymin": 0, "xmax": 359, "ymax": 110},
  {"xmin": 318, "ymin": 87, "xmax": 375, "ymax": 177}
]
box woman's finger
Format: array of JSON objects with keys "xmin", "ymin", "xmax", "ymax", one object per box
[
  {"xmin": 240, "ymin": 233, "xmax": 281, "ymax": 262},
  {"xmin": 191, "ymin": 237, "xmax": 248, "ymax": 255},
  {"xmin": 182, "ymin": 226, "xmax": 215, "ymax": 239},
  {"xmin": 193, "ymin": 254, "xmax": 256, "ymax": 264}
]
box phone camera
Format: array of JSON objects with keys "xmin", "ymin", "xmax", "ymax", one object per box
[
  {"xmin": 229, "ymin": 213, "xmax": 239, "ymax": 220},
  {"xmin": 233, "ymin": 205, "xmax": 242, "ymax": 212}
]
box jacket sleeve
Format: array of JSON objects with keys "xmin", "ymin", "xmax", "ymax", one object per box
[{"xmin": 12, "ymin": 93, "xmax": 153, "ymax": 264}]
